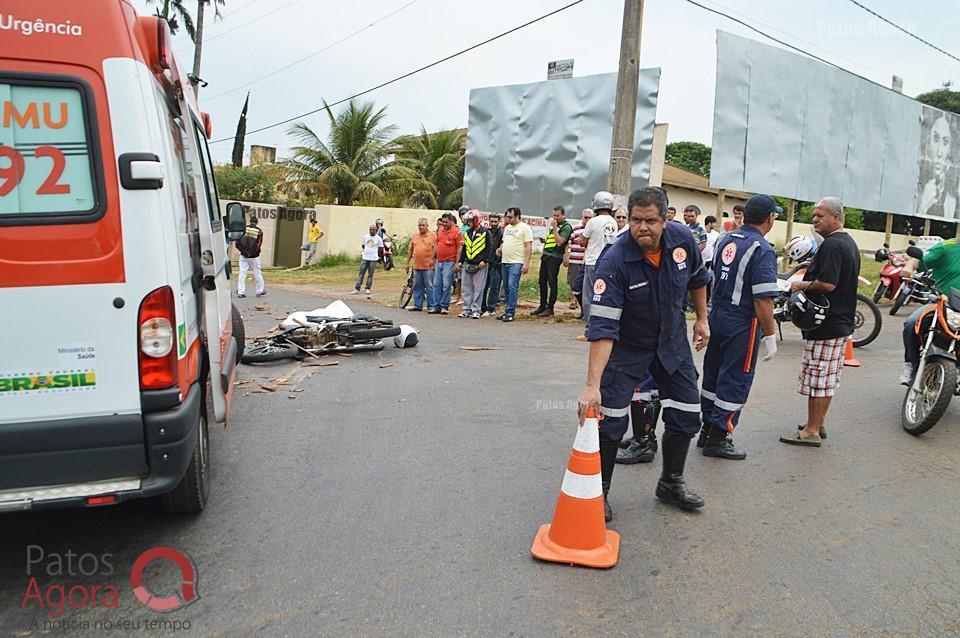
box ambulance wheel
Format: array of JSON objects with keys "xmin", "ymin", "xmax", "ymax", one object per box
[
  {"xmin": 231, "ymin": 304, "xmax": 245, "ymax": 364},
  {"xmin": 161, "ymin": 380, "xmax": 211, "ymax": 514}
]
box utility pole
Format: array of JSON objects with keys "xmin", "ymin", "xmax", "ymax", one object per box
[{"xmin": 607, "ymin": 0, "xmax": 644, "ymax": 197}]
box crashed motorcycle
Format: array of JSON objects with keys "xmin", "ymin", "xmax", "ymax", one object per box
[
  {"xmin": 242, "ymin": 301, "xmax": 414, "ymax": 363},
  {"xmin": 773, "ymin": 260, "xmax": 881, "ymax": 347}
]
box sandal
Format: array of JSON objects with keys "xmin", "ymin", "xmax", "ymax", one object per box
[
  {"xmin": 779, "ymin": 431, "xmax": 822, "ymax": 447},
  {"xmin": 797, "ymin": 424, "xmax": 826, "ymax": 439}
]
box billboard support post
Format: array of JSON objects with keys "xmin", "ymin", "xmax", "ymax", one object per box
[
  {"xmin": 608, "ymin": 0, "xmax": 644, "ymax": 197},
  {"xmin": 786, "ymin": 200, "xmax": 796, "ymax": 244}
]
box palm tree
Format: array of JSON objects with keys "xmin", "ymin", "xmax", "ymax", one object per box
[
  {"xmin": 191, "ymin": 0, "xmax": 226, "ymax": 91},
  {"xmin": 282, "ymin": 100, "xmax": 419, "ymax": 206},
  {"xmin": 391, "ymin": 127, "xmax": 465, "ymax": 209},
  {"xmin": 146, "ymin": 0, "xmax": 196, "ymax": 41}
]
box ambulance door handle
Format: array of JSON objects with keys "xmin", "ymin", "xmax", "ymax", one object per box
[
  {"xmin": 119, "ymin": 153, "xmax": 164, "ymax": 190},
  {"xmin": 200, "ymin": 276, "xmax": 216, "ymax": 291}
]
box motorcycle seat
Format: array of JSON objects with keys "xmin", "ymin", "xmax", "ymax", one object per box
[{"xmin": 949, "ymin": 288, "xmax": 960, "ymax": 312}]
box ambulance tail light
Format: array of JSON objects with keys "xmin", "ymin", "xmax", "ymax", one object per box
[
  {"xmin": 135, "ymin": 16, "xmax": 174, "ymax": 74},
  {"xmin": 201, "ymin": 112, "xmax": 212, "ymax": 138},
  {"xmin": 138, "ymin": 286, "xmax": 178, "ymax": 390}
]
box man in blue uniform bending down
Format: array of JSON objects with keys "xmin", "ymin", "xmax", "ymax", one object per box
[
  {"xmin": 578, "ymin": 187, "xmax": 711, "ymax": 521},
  {"xmin": 697, "ymin": 194, "xmax": 781, "ymax": 460}
]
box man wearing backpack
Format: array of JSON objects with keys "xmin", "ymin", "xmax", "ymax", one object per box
[{"xmin": 236, "ymin": 215, "xmax": 265, "ymax": 298}]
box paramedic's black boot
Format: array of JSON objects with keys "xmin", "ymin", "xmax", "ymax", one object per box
[
  {"xmin": 600, "ymin": 439, "xmax": 619, "ymax": 522},
  {"xmin": 617, "ymin": 401, "xmax": 659, "ymax": 464},
  {"xmin": 702, "ymin": 426, "xmax": 747, "ymax": 460},
  {"xmin": 656, "ymin": 435, "xmax": 704, "ymax": 511},
  {"xmin": 695, "ymin": 421, "xmax": 710, "ymax": 448}
]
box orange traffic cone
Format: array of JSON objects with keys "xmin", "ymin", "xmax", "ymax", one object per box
[
  {"xmin": 531, "ymin": 407, "xmax": 620, "ymax": 569},
  {"xmin": 843, "ymin": 338, "xmax": 860, "ymax": 367}
]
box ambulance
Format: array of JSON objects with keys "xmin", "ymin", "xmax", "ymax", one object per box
[{"xmin": 0, "ymin": 1, "xmax": 247, "ymax": 513}]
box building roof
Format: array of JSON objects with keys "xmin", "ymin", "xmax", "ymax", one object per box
[{"xmin": 662, "ymin": 164, "xmax": 752, "ymax": 200}]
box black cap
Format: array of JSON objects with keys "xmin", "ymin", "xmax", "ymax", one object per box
[{"xmin": 744, "ymin": 194, "xmax": 782, "ymax": 223}]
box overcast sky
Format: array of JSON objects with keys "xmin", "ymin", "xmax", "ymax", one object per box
[{"xmin": 132, "ymin": 0, "xmax": 960, "ymax": 165}]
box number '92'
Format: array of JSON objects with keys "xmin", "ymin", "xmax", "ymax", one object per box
[{"xmin": 0, "ymin": 146, "xmax": 70, "ymax": 196}]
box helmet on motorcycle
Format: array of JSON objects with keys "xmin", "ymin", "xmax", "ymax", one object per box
[
  {"xmin": 591, "ymin": 191, "xmax": 615, "ymax": 212},
  {"xmin": 785, "ymin": 235, "xmax": 817, "ymax": 262},
  {"xmin": 458, "ymin": 206, "xmax": 470, "ymax": 218},
  {"xmin": 394, "ymin": 324, "xmax": 419, "ymax": 348},
  {"xmin": 787, "ymin": 291, "xmax": 830, "ymax": 331}
]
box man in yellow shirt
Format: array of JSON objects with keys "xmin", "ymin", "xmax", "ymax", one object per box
[
  {"xmin": 497, "ymin": 207, "xmax": 533, "ymax": 322},
  {"xmin": 304, "ymin": 218, "xmax": 324, "ymax": 266}
]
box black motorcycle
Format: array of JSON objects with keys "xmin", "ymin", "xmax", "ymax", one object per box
[
  {"xmin": 890, "ymin": 269, "xmax": 938, "ymax": 316},
  {"xmin": 772, "ymin": 259, "xmax": 882, "ymax": 347}
]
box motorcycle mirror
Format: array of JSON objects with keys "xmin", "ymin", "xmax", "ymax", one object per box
[{"xmin": 906, "ymin": 246, "xmax": 924, "ymax": 260}]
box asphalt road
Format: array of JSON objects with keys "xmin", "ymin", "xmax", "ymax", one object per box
[{"xmin": 3, "ymin": 285, "xmax": 960, "ymax": 637}]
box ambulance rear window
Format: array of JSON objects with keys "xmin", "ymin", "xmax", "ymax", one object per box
[{"xmin": 0, "ymin": 76, "xmax": 102, "ymax": 224}]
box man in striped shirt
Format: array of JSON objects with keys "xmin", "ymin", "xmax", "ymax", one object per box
[{"xmin": 565, "ymin": 208, "xmax": 593, "ymax": 315}]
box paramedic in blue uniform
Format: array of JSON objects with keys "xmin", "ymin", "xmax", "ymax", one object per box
[
  {"xmin": 698, "ymin": 194, "xmax": 781, "ymax": 460},
  {"xmin": 577, "ymin": 187, "xmax": 711, "ymax": 521}
]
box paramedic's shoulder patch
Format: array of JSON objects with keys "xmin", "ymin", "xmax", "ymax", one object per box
[
  {"xmin": 672, "ymin": 247, "xmax": 687, "ymax": 264},
  {"xmin": 593, "ymin": 278, "xmax": 607, "ymax": 295}
]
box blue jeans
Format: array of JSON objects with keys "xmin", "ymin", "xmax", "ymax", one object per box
[
  {"xmin": 483, "ymin": 264, "xmax": 502, "ymax": 313},
  {"xmin": 413, "ymin": 268, "xmax": 434, "ymax": 310},
  {"xmin": 903, "ymin": 304, "xmax": 933, "ymax": 368},
  {"xmin": 501, "ymin": 262, "xmax": 523, "ymax": 317},
  {"xmin": 431, "ymin": 261, "xmax": 456, "ymax": 310}
]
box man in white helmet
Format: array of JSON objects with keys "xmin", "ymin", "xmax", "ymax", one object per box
[{"xmin": 578, "ymin": 191, "xmax": 619, "ymax": 339}]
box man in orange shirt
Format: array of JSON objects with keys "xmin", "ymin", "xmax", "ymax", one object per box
[
  {"xmin": 406, "ymin": 217, "xmax": 437, "ymax": 311},
  {"xmin": 429, "ymin": 213, "xmax": 463, "ymax": 314}
]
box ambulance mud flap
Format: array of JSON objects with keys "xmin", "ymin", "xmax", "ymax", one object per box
[{"xmin": 220, "ymin": 340, "xmax": 237, "ymax": 391}]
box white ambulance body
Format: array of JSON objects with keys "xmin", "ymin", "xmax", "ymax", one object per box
[{"xmin": 0, "ymin": 0, "xmax": 246, "ymax": 512}]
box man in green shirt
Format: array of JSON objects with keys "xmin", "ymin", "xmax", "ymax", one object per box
[
  {"xmin": 900, "ymin": 238, "xmax": 960, "ymax": 384},
  {"xmin": 532, "ymin": 206, "xmax": 573, "ymax": 317}
]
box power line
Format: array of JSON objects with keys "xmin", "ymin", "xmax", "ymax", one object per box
[
  {"xmin": 171, "ymin": 0, "xmax": 260, "ymax": 45},
  {"xmin": 174, "ymin": 0, "xmax": 305, "ymax": 52},
  {"xmin": 209, "ymin": 0, "xmax": 586, "ymax": 145},
  {"xmin": 681, "ymin": 0, "xmax": 916, "ymax": 95},
  {"xmin": 699, "ymin": 0, "xmax": 924, "ymax": 95},
  {"xmin": 846, "ymin": 0, "xmax": 960, "ymax": 64},
  {"xmin": 203, "ymin": 0, "xmax": 422, "ymax": 102}
]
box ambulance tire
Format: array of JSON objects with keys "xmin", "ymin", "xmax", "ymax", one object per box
[
  {"xmin": 161, "ymin": 378, "xmax": 211, "ymax": 514},
  {"xmin": 231, "ymin": 304, "xmax": 245, "ymax": 364}
]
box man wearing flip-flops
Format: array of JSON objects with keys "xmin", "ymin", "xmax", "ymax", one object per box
[{"xmin": 780, "ymin": 197, "xmax": 860, "ymax": 447}]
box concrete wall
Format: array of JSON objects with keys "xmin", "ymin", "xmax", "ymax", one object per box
[
  {"xmin": 772, "ymin": 220, "xmax": 911, "ymax": 251},
  {"xmin": 224, "ymin": 201, "xmax": 932, "ymax": 267}
]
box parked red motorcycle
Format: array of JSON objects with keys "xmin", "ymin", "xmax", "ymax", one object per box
[{"xmin": 873, "ymin": 244, "xmax": 907, "ymax": 304}]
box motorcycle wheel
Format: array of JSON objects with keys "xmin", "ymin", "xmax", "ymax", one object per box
[
  {"xmin": 901, "ymin": 358, "xmax": 956, "ymax": 435},
  {"xmin": 383, "ymin": 256, "xmax": 394, "ymax": 271},
  {"xmin": 852, "ymin": 294, "xmax": 882, "ymax": 348},
  {"xmin": 241, "ymin": 341, "xmax": 298, "ymax": 364},
  {"xmin": 890, "ymin": 286, "xmax": 910, "ymax": 316},
  {"xmin": 872, "ymin": 283, "xmax": 887, "ymax": 304}
]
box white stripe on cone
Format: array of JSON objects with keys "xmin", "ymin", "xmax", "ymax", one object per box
[
  {"xmin": 560, "ymin": 470, "xmax": 603, "ymax": 500},
  {"xmin": 572, "ymin": 416, "xmax": 600, "ymax": 453}
]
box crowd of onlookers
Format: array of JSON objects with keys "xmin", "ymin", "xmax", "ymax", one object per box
[{"xmin": 350, "ymin": 200, "xmax": 751, "ymax": 324}]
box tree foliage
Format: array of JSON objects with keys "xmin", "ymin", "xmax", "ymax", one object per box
[
  {"xmin": 916, "ymin": 82, "xmax": 960, "ymax": 115},
  {"xmin": 146, "ymin": 0, "xmax": 196, "ymax": 41},
  {"xmin": 281, "ymin": 100, "xmax": 419, "ymax": 206},
  {"xmin": 390, "ymin": 127, "xmax": 465, "ymax": 209},
  {"xmin": 214, "ymin": 165, "xmax": 279, "ymax": 203},
  {"xmin": 665, "ymin": 141, "xmax": 711, "ymax": 177}
]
